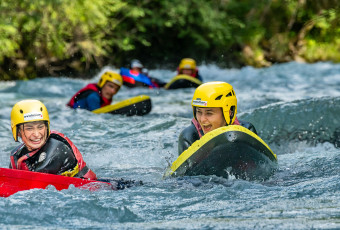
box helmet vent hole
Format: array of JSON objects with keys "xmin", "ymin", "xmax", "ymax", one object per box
[
  {"xmin": 40, "ymin": 107, "xmax": 43, "ymax": 111},
  {"xmin": 20, "ymin": 109, "xmax": 23, "ymax": 114},
  {"xmin": 226, "ymin": 92, "xmax": 232, "ymax": 97},
  {"xmin": 215, "ymin": 95, "xmax": 223, "ymax": 100}
]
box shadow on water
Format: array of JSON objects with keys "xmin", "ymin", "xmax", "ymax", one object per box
[{"xmin": 240, "ymin": 96, "xmax": 340, "ymax": 153}]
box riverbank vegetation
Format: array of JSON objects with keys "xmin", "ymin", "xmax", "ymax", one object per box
[{"xmin": 0, "ymin": 0, "xmax": 339, "ymax": 80}]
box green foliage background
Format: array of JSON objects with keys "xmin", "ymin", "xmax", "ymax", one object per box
[{"xmin": 0, "ymin": 0, "xmax": 339, "ymax": 80}]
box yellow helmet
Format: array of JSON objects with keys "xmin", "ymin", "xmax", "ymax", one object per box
[
  {"xmin": 191, "ymin": 81, "xmax": 237, "ymax": 125},
  {"xmin": 11, "ymin": 99, "xmax": 50, "ymax": 142},
  {"xmin": 179, "ymin": 58, "xmax": 196, "ymax": 71},
  {"xmin": 97, "ymin": 71, "xmax": 123, "ymax": 88}
]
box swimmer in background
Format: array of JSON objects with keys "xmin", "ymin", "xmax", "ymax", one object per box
[
  {"xmin": 177, "ymin": 58, "xmax": 203, "ymax": 81},
  {"xmin": 67, "ymin": 71, "xmax": 123, "ymax": 111}
]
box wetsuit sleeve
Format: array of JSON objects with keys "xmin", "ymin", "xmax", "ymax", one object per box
[
  {"xmin": 238, "ymin": 120, "xmax": 257, "ymax": 135},
  {"xmin": 86, "ymin": 92, "xmax": 102, "ymax": 111},
  {"xmin": 178, "ymin": 124, "xmax": 200, "ymax": 155},
  {"xmin": 196, "ymin": 72, "xmax": 203, "ymax": 81}
]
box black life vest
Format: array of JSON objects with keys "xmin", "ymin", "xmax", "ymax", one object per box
[{"xmin": 10, "ymin": 131, "xmax": 97, "ymax": 180}]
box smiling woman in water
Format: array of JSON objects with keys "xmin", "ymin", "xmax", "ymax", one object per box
[
  {"xmin": 177, "ymin": 81, "xmax": 257, "ymax": 155},
  {"xmin": 10, "ymin": 99, "xmax": 97, "ymax": 180}
]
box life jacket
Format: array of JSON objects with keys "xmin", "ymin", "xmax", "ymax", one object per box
[
  {"xmin": 178, "ymin": 116, "xmax": 255, "ymax": 155},
  {"xmin": 10, "ymin": 130, "xmax": 97, "ymax": 180},
  {"xmin": 120, "ymin": 67, "xmax": 157, "ymax": 88},
  {"xmin": 67, "ymin": 83, "xmax": 112, "ymax": 108},
  {"xmin": 191, "ymin": 117, "xmax": 241, "ymax": 138}
]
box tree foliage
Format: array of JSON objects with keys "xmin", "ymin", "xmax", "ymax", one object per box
[{"xmin": 0, "ymin": 0, "xmax": 339, "ymax": 80}]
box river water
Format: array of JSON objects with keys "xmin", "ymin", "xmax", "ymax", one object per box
[{"xmin": 0, "ymin": 62, "xmax": 339, "ymax": 229}]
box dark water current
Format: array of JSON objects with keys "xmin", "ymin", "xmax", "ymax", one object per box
[{"xmin": 0, "ymin": 62, "xmax": 340, "ymax": 229}]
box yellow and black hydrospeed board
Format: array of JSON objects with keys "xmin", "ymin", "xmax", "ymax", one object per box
[
  {"xmin": 164, "ymin": 75, "xmax": 202, "ymax": 90},
  {"xmin": 165, "ymin": 125, "xmax": 278, "ymax": 180},
  {"xmin": 93, "ymin": 95, "xmax": 152, "ymax": 116}
]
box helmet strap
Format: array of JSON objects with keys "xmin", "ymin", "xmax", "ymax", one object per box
[
  {"xmin": 229, "ymin": 106, "xmax": 236, "ymax": 125},
  {"xmin": 17, "ymin": 124, "xmax": 21, "ymax": 142},
  {"xmin": 20, "ymin": 123, "xmax": 27, "ymax": 141}
]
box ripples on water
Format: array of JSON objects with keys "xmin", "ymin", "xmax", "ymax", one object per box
[{"xmin": 0, "ymin": 62, "xmax": 340, "ymax": 229}]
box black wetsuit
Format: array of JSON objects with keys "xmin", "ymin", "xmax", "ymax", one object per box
[
  {"xmin": 178, "ymin": 120, "xmax": 257, "ymax": 155},
  {"xmin": 10, "ymin": 131, "xmax": 96, "ymax": 179}
]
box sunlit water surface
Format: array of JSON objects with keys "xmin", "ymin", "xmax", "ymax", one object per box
[{"xmin": 0, "ymin": 62, "xmax": 340, "ymax": 229}]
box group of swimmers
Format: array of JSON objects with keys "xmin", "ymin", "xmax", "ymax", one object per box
[
  {"xmin": 67, "ymin": 58, "xmax": 201, "ymax": 111},
  {"xmin": 9, "ymin": 58, "xmax": 256, "ymax": 181}
]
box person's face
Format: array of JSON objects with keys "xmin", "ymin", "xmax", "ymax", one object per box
[
  {"xmin": 196, "ymin": 107, "xmax": 227, "ymax": 134},
  {"xmin": 101, "ymin": 81, "xmax": 120, "ymax": 100},
  {"xmin": 132, "ymin": 67, "xmax": 142, "ymax": 73},
  {"xmin": 181, "ymin": 69, "xmax": 193, "ymax": 76},
  {"xmin": 19, "ymin": 121, "xmax": 48, "ymax": 151}
]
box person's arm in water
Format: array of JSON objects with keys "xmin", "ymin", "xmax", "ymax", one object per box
[
  {"xmin": 238, "ymin": 120, "xmax": 257, "ymax": 135},
  {"xmin": 196, "ymin": 72, "xmax": 203, "ymax": 81},
  {"xmin": 86, "ymin": 92, "xmax": 102, "ymax": 111},
  {"xmin": 178, "ymin": 124, "xmax": 200, "ymax": 155}
]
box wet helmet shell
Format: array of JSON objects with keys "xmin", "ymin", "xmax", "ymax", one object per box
[
  {"xmin": 11, "ymin": 99, "xmax": 50, "ymax": 141},
  {"xmin": 191, "ymin": 81, "xmax": 237, "ymax": 125},
  {"xmin": 179, "ymin": 58, "xmax": 196, "ymax": 71},
  {"xmin": 98, "ymin": 71, "xmax": 123, "ymax": 88}
]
